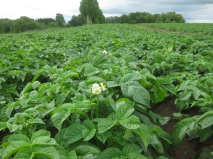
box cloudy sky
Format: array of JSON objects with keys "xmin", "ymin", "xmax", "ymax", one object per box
[{"xmin": 0, "ymin": 0, "xmax": 213, "ymax": 23}]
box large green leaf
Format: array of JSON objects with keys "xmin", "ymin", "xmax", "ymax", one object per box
[
  {"xmin": 172, "ymin": 118, "xmax": 195, "ymax": 146},
  {"xmin": 115, "ymin": 104, "xmax": 134, "ymax": 120},
  {"xmin": 115, "ymin": 98, "xmax": 134, "ymax": 111},
  {"xmin": 31, "ymin": 130, "xmax": 57, "ymax": 146},
  {"xmin": 63, "ymin": 123, "xmax": 85, "ymax": 144},
  {"xmin": 51, "ymin": 107, "xmax": 71, "ymax": 130},
  {"xmin": 98, "ymin": 118, "xmax": 117, "ymax": 133},
  {"xmin": 99, "ymin": 147, "xmax": 122, "ymax": 159},
  {"xmin": 121, "ymin": 82, "xmax": 150, "ymax": 107},
  {"xmin": 13, "ymin": 148, "xmax": 33, "ymax": 159},
  {"xmin": 122, "ymin": 144, "xmax": 144, "ymax": 158},
  {"xmin": 120, "ymin": 115, "xmax": 141, "ymax": 129},
  {"xmin": 107, "ymin": 81, "xmax": 120, "ymax": 88},
  {"xmin": 33, "ymin": 146, "xmax": 60, "ymax": 159},
  {"xmin": 74, "ymin": 145, "xmax": 100, "ymax": 157},
  {"xmin": 120, "ymin": 72, "xmax": 141, "ymax": 83},
  {"xmin": 136, "ymin": 125, "xmax": 150, "ymax": 152},
  {"xmin": 84, "ymin": 63, "xmax": 100, "ymax": 76},
  {"xmin": 82, "ymin": 128, "xmax": 96, "ymax": 141},
  {"xmin": 70, "ymin": 101, "xmax": 91, "ymax": 112},
  {"xmin": 8, "ymin": 134, "xmax": 30, "ymax": 142},
  {"xmin": 197, "ymin": 110, "xmax": 213, "ymax": 129},
  {"xmin": 82, "ymin": 120, "xmax": 96, "ymax": 141},
  {"xmin": 2, "ymin": 141, "xmax": 31, "ymax": 159},
  {"xmin": 0, "ymin": 122, "xmax": 7, "ymax": 131},
  {"xmin": 96, "ymin": 131, "xmax": 112, "ymax": 144}
]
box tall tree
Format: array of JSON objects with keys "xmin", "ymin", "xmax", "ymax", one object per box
[
  {"xmin": 79, "ymin": 0, "xmax": 105, "ymax": 24},
  {"xmin": 56, "ymin": 13, "xmax": 65, "ymax": 27}
]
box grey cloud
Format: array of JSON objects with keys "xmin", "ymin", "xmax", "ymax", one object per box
[{"xmin": 99, "ymin": 0, "xmax": 213, "ymax": 23}]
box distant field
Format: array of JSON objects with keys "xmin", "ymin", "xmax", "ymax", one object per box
[
  {"xmin": 139, "ymin": 23, "xmax": 213, "ymax": 35},
  {"xmin": 0, "ymin": 24, "xmax": 213, "ymax": 159}
]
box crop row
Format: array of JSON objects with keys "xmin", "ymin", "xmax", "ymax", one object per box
[{"xmin": 0, "ymin": 24, "xmax": 213, "ymax": 158}]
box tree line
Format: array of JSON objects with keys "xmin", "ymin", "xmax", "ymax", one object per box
[
  {"xmin": 106, "ymin": 12, "xmax": 185, "ymax": 24},
  {"xmin": 0, "ymin": 0, "xmax": 185, "ymax": 33},
  {"xmin": 0, "ymin": 13, "xmax": 65, "ymax": 33}
]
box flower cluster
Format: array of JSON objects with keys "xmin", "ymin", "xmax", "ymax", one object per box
[{"xmin": 91, "ymin": 83, "xmax": 107, "ymax": 94}]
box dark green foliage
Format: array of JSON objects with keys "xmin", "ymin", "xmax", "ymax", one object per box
[
  {"xmin": 106, "ymin": 12, "xmax": 185, "ymax": 23},
  {"xmin": 68, "ymin": 15, "xmax": 85, "ymax": 26},
  {"xmin": 55, "ymin": 13, "xmax": 65, "ymax": 27},
  {"xmin": 80, "ymin": 0, "xmax": 105, "ymax": 24},
  {"xmin": 0, "ymin": 24, "xmax": 213, "ymax": 159},
  {"xmin": 36, "ymin": 18, "xmax": 56, "ymax": 25}
]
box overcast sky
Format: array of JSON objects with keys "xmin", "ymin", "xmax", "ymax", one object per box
[{"xmin": 0, "ymin": 0, "xmax": 213, "ymax": 23}]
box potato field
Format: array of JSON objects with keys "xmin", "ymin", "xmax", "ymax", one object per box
[{"xmin": 0, "ymin": 24, "xmax": 213, "ymax": 159}]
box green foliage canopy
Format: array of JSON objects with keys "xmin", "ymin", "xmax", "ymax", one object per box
[
  {"xmin": 79, "ymin": 0, "xmax": 105, "ymax": 24},
  {"xmin": 56, "ymin": 13, "xmax": 65, "ymax": 27}
]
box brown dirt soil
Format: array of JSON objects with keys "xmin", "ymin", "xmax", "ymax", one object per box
[{"xmin": 153, "ymin": 96, "xmax": 213, "ymax": 159}]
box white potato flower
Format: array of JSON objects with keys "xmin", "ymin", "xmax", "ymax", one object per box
[
  {"xmin": 91, "ymin": 83, "xmax": 102, "ymax": 94},
  {"xmin": 91, "ymin": 83, "xmax": 107, "ymax": 95},
  {"xmin": 102, "ymin": 50, "xmax": 107, "ymax": 54},
  {"xmin": 100, "ymin": 83, "xmax": 107, "ymax": 91}
]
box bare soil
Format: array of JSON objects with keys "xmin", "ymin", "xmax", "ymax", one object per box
[{"xmin": 153, "ymin": 96, "xmax": 213, "ymax": 159}]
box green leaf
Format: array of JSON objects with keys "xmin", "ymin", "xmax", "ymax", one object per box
[
  {"xmin": 98, "ymin": 118, "xmax": 117, "ymax": 133},
  {"xmin": 120, "ymin": 115, "xmax": 141, "ymax": 129},
  {"xmin": 122, "ymin": 144, "xmax": 142, "ymax": 157},
  {"xmin": 82, "ymin": 129, "xmax": 96, "ymax": 141},
  {"xmin": 31, "ymin": 130, "xmax": 56, "ymax": 146},
  {"xmin": 121, "ymin": 83, "xmax": 135, "ymax": 97},
  {"xmin": 32, "ymin": 69, "xmax": 46, "ymax": 82},
  {"xmin": 136, "ymin": 125, "xmax": 149, "ymax": 152},
  {"xmin": 70, "ymin": 101, "xmax": 91, "ymax": 112},
  {"xmin": 115, "ymin": 98, "xmax": 134, "ymax": 111},
  {"xmin": 197, "ymin": 110, "xmax": 213, "ymax": 129},
  {"xmin": 172, "ymin": 118, "xmax": 195, "ymax": 146},
  {"xmin": 51, "ymin": 107, "xmax": 71, "ymax": 130},
  {"xmin": 33, "ymin": 146, "xmax": 60, "ymax": 159},
  {"xmin": 2, "ymin": 141, "xmax": 31, "ymax": 159},
  {"xmin": 177, "ymin": 83, "xmax": 198, "ymax": 91},
  {"xmin": 0, "ymin": 122, "xmax": 8, "ymax": 131},
  {"xmin": 96, "ymin": 131, "xmax": 112, "ymax": 144},
  {"xmin": 115, "ymin": 104, "xmax": 134, "ymax": 120},
  {"xmin": 56, "ymin": 92, "xmax": 69, "ymax": 105},
  {"xmin": 86, "ymin": 76, "xmax": 106, "ymax": 84},
  {"xmin": 74, "ymin": 145, "xmax": 100, "ymax": 157},
  {"xmin": 63, "ymin": 123, "xmax": 85, "ymax": 144},
  {"xmin": 82, "ymin": 120, "xmax": 96, "ymax": 141},
  {"xmin": 199, "ymin": 127, "xmax": 213, "ymax": 142},
  {"xmin": 100, "ymin": 147, "xmax": 121, "ymax": 159},
  {"xmin": 13, "ymin": 148, "xmax": 33, "ymax": 159},
  {"xmin": 121, "ymin": 82, "xmax": 150, "ymax": 107},
  {"xmin": 68, "ymin": 150, "xmax": 78, "ymax": 159},
  {"xmin": 120, "ymin": 72, "xmax": 141, "ymax": 83},
  {"xmin": 20, "ymin": 82, "xmax": 33, "ymax": 96},
  {"xmin": 8, "ymin": 134, "xmax": 30, "ymax": 142},
  {"xmin": 152, "ymin": 126, "xmax": 172, "ymax": 145},
  {"xmin": 179, "ymin": 91, "xmax": 192, "ymax": 100},
  {"xmin": 84, "ymin": 64, "xmax": 100, "ymax": 76},
  {"xmin": 32, "ymin": 81, "xmax": 41, "ymax": 89},
  {"xmin": 107, "ymin": 81, "xmax": 120, "ymax": 88},
  {"xmin": 161, "ymin": 84, "xmax": 176, "ymax": 95},
  {"xmin": 132, "ymin": 87, "xmax": 150, "ymax": 107},
  {"xmin": 153, "ymin": 87, "xmax": 167, "ymax": 103}
]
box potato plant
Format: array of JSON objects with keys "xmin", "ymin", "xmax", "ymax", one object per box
[{"xmin": 0, "ymin": 24, "xmax": 213, "ymax": 158}]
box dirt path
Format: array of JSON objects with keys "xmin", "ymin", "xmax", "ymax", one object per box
[{"xmin": 135, "ymin": 24, "xmax": 188, "ymax": 35}]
